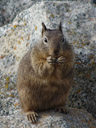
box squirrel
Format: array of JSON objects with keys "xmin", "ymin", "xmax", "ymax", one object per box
[{"xmin": 17, "ymin": 22, "xmax": 74, "ymax": 123}]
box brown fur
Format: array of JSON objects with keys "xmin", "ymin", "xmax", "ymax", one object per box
[{"xmin": 17, "ymin": 22, "xmax": 74, "ymax": 123}]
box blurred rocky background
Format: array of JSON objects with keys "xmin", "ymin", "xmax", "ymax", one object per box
[
  {"xmin": 0, "ymin": 0, "xmax": 96, "ymax": 127},
  {"xmin": 0, "ymin": 0, "xmax": 35, "ymax": 27}
]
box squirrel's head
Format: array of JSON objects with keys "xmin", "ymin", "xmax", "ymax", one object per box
[{"xmin": 41, "ymin": 22, "xmax": 65, "ymax": 58}]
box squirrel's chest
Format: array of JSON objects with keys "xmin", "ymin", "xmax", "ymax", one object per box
[
  {"xmin": 31, "ymin": 77, "xmax": 60, "ymax": 92},
  {"xmin": 38, "ymin": 79, "xmax": 59, "ymax": 92}
]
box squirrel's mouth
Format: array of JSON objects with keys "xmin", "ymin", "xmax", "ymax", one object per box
[{"xmin": 46, "ymin": 56, "xmax": 66, "ymax": 64}]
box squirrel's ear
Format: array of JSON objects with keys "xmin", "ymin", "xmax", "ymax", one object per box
[
  {"xmin": 42, "ymin": 22, "xmax": 47, "ymax": 36},
  {"xmin": 59, "ymin": 22, "xmax": 62, "ymax": 33}
]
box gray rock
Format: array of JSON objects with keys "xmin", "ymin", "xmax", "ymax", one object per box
[
  {"xmin": 0, "ymin": 0, "xmax": 93, "ymax": 27},
  {"xmin": 0, "ymin": 0, "xmax": 35, "ymax": 27},
  {"xmin": 0, "ymin": 108, "xmax": 96, "ymax": 128}
]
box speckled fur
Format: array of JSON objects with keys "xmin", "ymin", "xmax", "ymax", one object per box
[{"xmin": 17, "ymin": 22, "xmax": 74, "ymax": 123}]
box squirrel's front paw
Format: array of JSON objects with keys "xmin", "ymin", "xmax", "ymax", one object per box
[
  {"xmin": 57, "ymin": 56, "xmax": 66, "ymax": 63},
  {"xmin": 46, "ymin": 56, "xmax": 56, "ymax": 64},
  {"xmin": 47, "ymin": 56, "xmax": 66, "ymax": 64},
  {"xmin": 26, "ymin": 111, "xmax": 39, "ymax": 123}
]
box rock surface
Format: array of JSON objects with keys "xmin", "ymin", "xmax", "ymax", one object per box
[
  {"xmin": 0, "ymin": 0, "xmax": 35, "ymax": 27},
  {"xmin": 0, "ymin": 1, "xmax": 96, "ymax": 127},
  {"xmin": 0, "ymin": 108, "xmax": 96, "ymax": 128},
  {"xmin": 0, "ymin": 0, "xmax": 94, "ymax": 27}
]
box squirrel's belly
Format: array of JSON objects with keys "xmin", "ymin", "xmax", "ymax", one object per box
[
  {"xmin": 30, "ymin": 79, "xmax": 59, "ymax": 109},
  {"xmin": 36, "ymin": 86, "xmax": 59, "ymax": 110},
  {"xmin": 30, "ymin": 76, "xmax": 66, "ymax": 110}
]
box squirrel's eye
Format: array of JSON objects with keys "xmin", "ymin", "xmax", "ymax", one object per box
[
  {"xmin": 44, "ymin": 37, "xmax": 48, "ymax": 43},
  {"xmin": 62, "ymin": 38, "xmax": 64, "ymax": 43}
]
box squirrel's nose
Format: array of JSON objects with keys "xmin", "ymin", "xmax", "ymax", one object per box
[{"xmin": 54, "ymin": 49, "xmax": 59, "ymax": 56}]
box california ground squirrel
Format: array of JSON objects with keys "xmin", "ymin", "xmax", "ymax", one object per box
[{"xmin": 17, "ymin": 22, "xmax": 74, "ymax": 123}]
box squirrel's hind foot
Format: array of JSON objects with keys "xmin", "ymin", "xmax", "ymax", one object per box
[
  {"xmin": 55, "ymin": 106, "xmax": 69, "ymax": 114},
  {"xmin": 26, "ymin": 111, "xmax": 39, "ymax": 123}
]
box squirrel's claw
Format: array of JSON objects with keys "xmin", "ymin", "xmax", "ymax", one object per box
[
  {"xmin": 47, "ymin": 56, "xmax": 66, "ymax": 64},
  {"xmin": 26, "ymin": 111, "xmax": 39, "ymax": 123},
  {"xmin": 57, "ymin": 56, "xmax": 66, "ymax": 63},
  {"xmin": 55, "ymin": 106, "xmax": 69, "ymax": 114},
  {"xmin": 47, "ymin": 56, "xmax": 56, "ymax": 63}
]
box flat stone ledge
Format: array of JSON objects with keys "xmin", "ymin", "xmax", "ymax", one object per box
[{"xmin": 0, "ymin": 108, "xmax": 96, "ymax": 128}]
